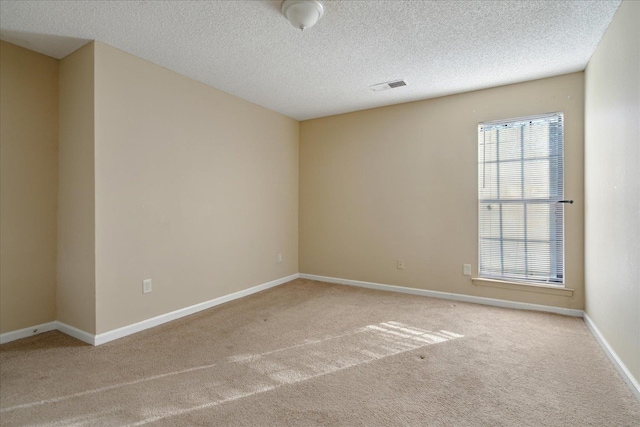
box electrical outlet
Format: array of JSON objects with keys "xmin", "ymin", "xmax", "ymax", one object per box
[
  {"xmin": 463, "ymin": 264, "xmax": 471, "ymax": 276},
  {"xmin": 397, "ymin": 259, "xmax": 405, "ymax": 270},
  {"xmin": 277, "ymin": 253, "xmax": 282, "ymax": 263},
  {"xmin": 143, "ymin": 278, "xmax": 152, "ymax": 294}
]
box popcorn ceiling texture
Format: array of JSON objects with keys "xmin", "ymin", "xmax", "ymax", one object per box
[{"xmin": 0, "ymin": 1, "xmax": 621, "ymax": 120}]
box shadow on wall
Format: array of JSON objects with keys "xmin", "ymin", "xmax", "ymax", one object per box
[{"xmin": 0, "ymin": 30, "xmax": 90, "ymax": 59}]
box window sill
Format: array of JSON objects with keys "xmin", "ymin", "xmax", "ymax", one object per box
[{"xmin": 471, "ymin": 277, "xmax": 574, "ymax": 296}]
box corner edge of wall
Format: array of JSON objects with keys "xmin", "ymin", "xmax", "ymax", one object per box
[{"xmin": 583, "ymin": 312, "xmax": 640, "ymax": 402}]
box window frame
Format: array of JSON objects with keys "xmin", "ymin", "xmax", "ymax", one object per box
[{"xmin": 477, "ymin": 112, "xmax": 566, "ymax": 287}]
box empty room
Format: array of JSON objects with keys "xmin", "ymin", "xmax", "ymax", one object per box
[{"xmin": 0, "ymin": 0, "xmax": 638, "ymax": 425}]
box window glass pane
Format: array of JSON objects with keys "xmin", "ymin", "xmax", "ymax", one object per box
[
  {"xmin": 501, "ymin": 204, "xmax": 524, "ymax": 239},
  {"xmin": 498, "ymin": 162, "xmax": 522, "ymax": 199},
  {"xmin": 526, "ymin": 204, "xmax": 551, "ymax": 240},
  {"xmin": 479, "ymin": 239, "xmax": 502, "ymax": 275},
  {"xmin": 527, "ymin": 242, "xmax": 551, "ymax": 277},
  {"xmin": 523, "ymin": 159, "xmax": 550, "ymax": 199},
  {"xmin": 502, "ymin": 240, "xmax": 526, "ymax": 277},
  {"xmin": 479, "ymin": 203, "xmax": 501, "ymax": 239},
  {"xmin": 523, "ymin": 123, "xmax": 550, "ymax": 159},
  {"xmin": 478, "ymin": 129, "xmax": 498, "ymax": 163},
  {"xmin": 497, "ymin": 127, "xmax": 521, "ymax": 161},
  {"xmin": 478, "ymin": 163, "xmax": 498, "ymax": 200}
]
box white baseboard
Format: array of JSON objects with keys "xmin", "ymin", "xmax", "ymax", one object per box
[
  {"xmin": 0, "ymin": 273, "xmax": 299, "ymax": 347},
  {"xmin": 55, "ymin": 321, "xmax": 96, "ymax": 345},
  {"xmin": 583, "ymin": 313, "xmax": 640, "ymax": 401},
  {"xmin": 93, "ymin": 273, "xmax": 300, "ymax": 345},
  {"xmin": 299, "ymin": 273, "xmax": 584, "ymax": 317},
  {"xmin": 0, "ymin": 321, "xmax": 57, "ymax": 345}
]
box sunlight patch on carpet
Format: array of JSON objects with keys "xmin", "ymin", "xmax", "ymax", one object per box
[
  {"xmin": 128, "ymin": 321, "xmax": 462, "ymax": 426},
  {"xmin": 1, "ymin": 322, "xmax": 463, "ymax": 427}
]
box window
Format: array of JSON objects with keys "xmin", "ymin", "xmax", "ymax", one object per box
[{"xmin": 478, "ymin": 113, "xmax": 566, "ymax": 285}]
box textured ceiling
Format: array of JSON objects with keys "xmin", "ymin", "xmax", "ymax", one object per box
[{"xmin": 0, "ymin": 0, "xmax": 620, "ymax": 120}]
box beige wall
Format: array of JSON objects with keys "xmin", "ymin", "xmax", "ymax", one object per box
[
  {"xmin": 300, "ymin": 73, "xmax": 585, "ymax": 310},
  {"xmin": 0, "ymin": 41, "xmax": 59, "ymax": 333},
  {"xmin": 57, "ymin": 42, "xmax": 96, "ymax": 334},
  {"xmin": 585, "ymin": 0, "xmax": 640, "ymax": 383},
  {"xmin": 93, "ymin": 42, "xmax": 298, "ymax": 333}
]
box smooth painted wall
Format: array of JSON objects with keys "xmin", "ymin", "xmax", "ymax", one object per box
[
  {"xmin": 300, "ymin": 73, "xmax": 585, "ymax": 310},
  {"xmin": 93, "ymin": 42, "xmax": 298, "ymax": 333},
  {"xmin": 57, "ymin": 42, "xmax": 96, "ymax": 334},
  {"xmin": 585, "ymin": 0, "xmax": 640, "ymax": 383},
  {"xmin": 0, "ymin": 41, "xmax": 58, "ymax": 333}
]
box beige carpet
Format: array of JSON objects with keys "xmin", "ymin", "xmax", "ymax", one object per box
[{"xmin": 1, "ymin": 278, "xmax": 639, "ymax": 426}]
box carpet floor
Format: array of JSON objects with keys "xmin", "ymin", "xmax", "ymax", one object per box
[{"xmin": 1, "ymin": 278, "xmax": 639, "ymax": 426}]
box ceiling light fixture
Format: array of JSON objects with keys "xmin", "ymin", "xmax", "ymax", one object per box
[{"xmin": 282, "ymin": 0, "xmax": 324, "ymax": 32}]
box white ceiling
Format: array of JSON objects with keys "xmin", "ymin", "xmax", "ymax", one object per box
[{"xmin": 0, "ymin": 0, "xmax": 620, "ymax": 121}]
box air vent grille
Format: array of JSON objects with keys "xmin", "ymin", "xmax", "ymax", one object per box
[
  {"xmin": 387, "ymin": 80, "xmax": 407, "ymax": 88},
  {"xmin": 369, "ymin": 79, "xmax": 407, "ymax": 92}
]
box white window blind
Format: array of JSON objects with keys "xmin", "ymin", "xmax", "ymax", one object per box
[{"xmin": 478, "ymin": 112, "xmax": 566, "ymax": 285}]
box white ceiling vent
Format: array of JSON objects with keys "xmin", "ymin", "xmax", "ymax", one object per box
[{"xmin": 369, "ymin": 79, "xmax": 407, "ymax": 92}]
